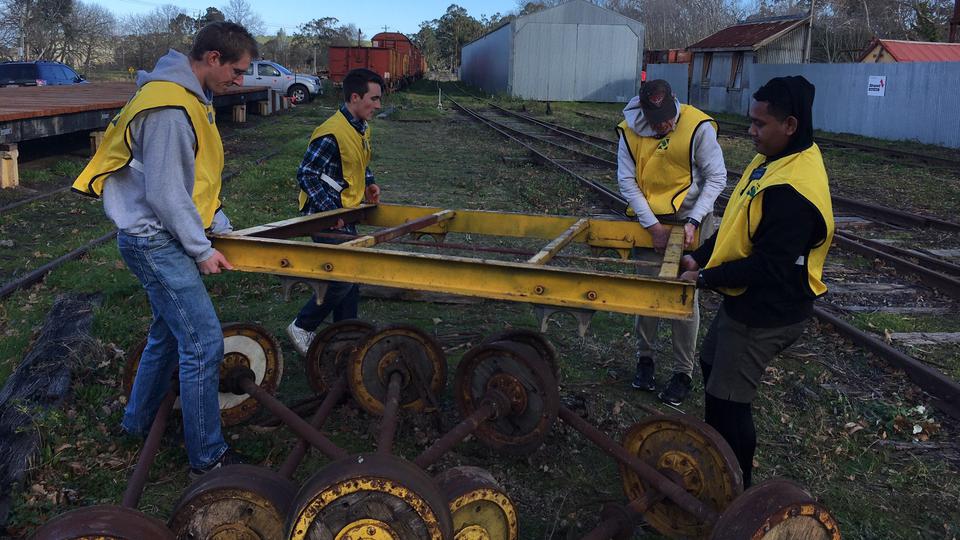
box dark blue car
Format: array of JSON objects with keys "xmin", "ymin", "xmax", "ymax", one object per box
[{"xmin": 0, "ymin": 60, "xmax": 87, "ymax": 87}]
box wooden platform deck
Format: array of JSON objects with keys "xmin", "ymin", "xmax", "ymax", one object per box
[{"xmin": 0, "ymin": 82, "xmax": 270, "ymax": 145}]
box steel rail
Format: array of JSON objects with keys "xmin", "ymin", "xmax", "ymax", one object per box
[
  {"xmin": 456, "ymin": 96, "xmax": 960, "ymax": 419},
  {"xmin": 448, "ymin": 97, "xmax": 626, "ymax": 212},
  {"xmin": 0, "ymin": 230, "xmax": 117, "ymax": 300}
]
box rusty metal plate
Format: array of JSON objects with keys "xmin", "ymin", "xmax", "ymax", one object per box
[
  {"xmin": 454, "ymin": 341, "xmax": 559, "ymax": 455},
  {"xmin": 436, "ymin": 466, "xmax": 519, "ymax": 540},
  {"xmin": 123, "ymin": 322, "xmax": 283, "ymax": 426},
  {"xmin": 348, "ymin": 324, "xmax": 447, "ymax": 415},
  {"xmin": 32, "ymin": 504, "xmax": 174, "ymax": 539},
  {"xmin": 168, "ymin": 464, "xmax": 297, "ymax": 540},
  {"xmin": 304, "ymin": 319, "xmax": 375, "ymax": 395},
  {"xmin": 620, "ymin": 414, "xmax": 742, "ymax": 539},
  {"xmin": 709, "ymin": 479, "xmax": 841, "ymax": 540},
  {"xmin": 482, "ymin": 328, "xmax": 560, "ymax": 382},
  {"xmin": 287, "ymin": 453, "xmax": 453, "ymax": 540}
]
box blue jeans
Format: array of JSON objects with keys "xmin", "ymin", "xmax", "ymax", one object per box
[
  {"xmin": 118, "ymin": 231, "xmax": 228, "ymax": 469},
  {"xmin": 294, "ymin": 235, "xmax": 360, "ymax": 331}
]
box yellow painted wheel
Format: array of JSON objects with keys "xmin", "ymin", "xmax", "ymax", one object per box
[
  {"xmin": 123, "ymin": 322, "xmax": 283, "ymax": 426},
  {"xmin": 436, "ymin": 466, "xmax": 518, "ymax": 540},
  {"xmin": 347, "ymin": 325, "xmax": 447, "ymax": 415},
  {"xmin": 287, "ymin": 453, "xmax": 453, "ymax": 540},
  {"xmin": 168, "ymin": 464, "xmax": 297, "ymax": 539},
  {"xmin": 620, "ymin": 414, "xmax": 742, "ymax": 539},
  {"xmin": 709, "ymin": 479, "xmax": 840, "ymax": 540}
]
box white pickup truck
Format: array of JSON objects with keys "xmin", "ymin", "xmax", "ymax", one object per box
[{"xmin": 242, "ymin": 60, "xmax": 322, "ymax": 104}]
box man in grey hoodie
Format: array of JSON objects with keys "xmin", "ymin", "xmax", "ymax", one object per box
[
  {"xmin": 616, "ymin": 80, "xmax": 727, "ymax": 406},
  {"xmin": 72, "ymin": 22, "xmax": 258, "ymax": 478}
]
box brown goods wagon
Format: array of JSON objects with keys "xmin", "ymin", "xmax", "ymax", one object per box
[
  {"xmin": 327, "ymin": 46, "xmax": 400, "ymax": 89},
  {"xmin": 372, "ymin": 32, "xmax": 425, "ymax": 80}
]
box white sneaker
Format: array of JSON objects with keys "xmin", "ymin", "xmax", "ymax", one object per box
[{"xmin": 286, "ymin": 321, "xmax": 316, "ymax": 357}]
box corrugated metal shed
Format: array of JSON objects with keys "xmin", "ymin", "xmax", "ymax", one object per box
[
  {"xmin": 858, "ymin": 39, "xmax": 960, "ymax": 62},
  {"xmin": 688, "ymin": 15, "xmax": 808, "ymax": 52},
  {"xmin": 460, "ymin": 0, "xmax": 644, "ymax": 102}
]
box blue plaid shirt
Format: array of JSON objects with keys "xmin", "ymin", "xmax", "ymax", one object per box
[{"xmin": 298, "ymin": 105, "xmax": 375, "ymax": 233}]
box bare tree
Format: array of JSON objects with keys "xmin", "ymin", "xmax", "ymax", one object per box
[{"xmin": 221, "ymin": 0, "xmax": 265, "ymax": 36}]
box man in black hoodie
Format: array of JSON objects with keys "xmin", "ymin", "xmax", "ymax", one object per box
[{"xmin": 678, "ymin": 76, "xmax": 835, "ymax": 489}]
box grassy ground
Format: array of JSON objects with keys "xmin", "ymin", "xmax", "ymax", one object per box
[{"xmin": 1, "ymin": 81, "xmax": 959, "ymax": 538}]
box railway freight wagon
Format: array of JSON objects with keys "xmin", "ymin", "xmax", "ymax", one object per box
[
  {"xmin": 327, "ymin": 46, "xmax": 400, "ymax": 89},
  {"xmin": 328, "ymin": 33, "xmax": 425, "ymax": 91},
  {"xmin": 371, "ymin": 32, "xmax": 426, "ymax": 84}
]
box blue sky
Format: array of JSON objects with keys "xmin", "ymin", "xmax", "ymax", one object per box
[{"xmin": 91, "ymin": 0, "xmax": 520, "ymax": 35}]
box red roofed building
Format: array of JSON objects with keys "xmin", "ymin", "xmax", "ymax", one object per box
[{"xmin": 858, "ymin": 39, "xmax": 960, "ymax": 63}]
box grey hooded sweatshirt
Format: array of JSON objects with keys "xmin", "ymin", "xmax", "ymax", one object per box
[
  {"xmin": 102, "ymin": 49, "xmax": 231, "ymax": 263},
  {"xmin": 616, "ymin": 95, "xmax": 727, "ymax": 229}
]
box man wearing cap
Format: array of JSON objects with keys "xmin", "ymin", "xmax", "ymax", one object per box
[
  {"xmin": 617, "ymin": 79, "xmax": 727, "ymax": 406},
  {"xmin": 679, "ymin": 76, "xmax": 833, "ymax": 488}
]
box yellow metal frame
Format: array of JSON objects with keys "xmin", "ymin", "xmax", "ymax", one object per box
[{"xmin": 213, "ymin": 203, "xmax": 695, "ymax": 320}]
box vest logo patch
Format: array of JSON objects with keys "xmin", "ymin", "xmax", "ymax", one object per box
[
  {"xmin": 746, "ymin": 185, "xmax": 759, "ymax": 198},
  {"xmin": 657, "ymin": 138, "xmax": 670, "ymax": 151}
]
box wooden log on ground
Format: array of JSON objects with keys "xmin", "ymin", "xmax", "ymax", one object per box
[
  {"xmin": 1, "ymin": 143, "xmax": 18, "ymax": 189},
  {"xmin": 0, "ymin": 294, "xmax": 101, "ymax": 528}
]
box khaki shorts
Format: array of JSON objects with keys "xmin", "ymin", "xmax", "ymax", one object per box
[{"xmin": 701, "ymin": 305, "xmax": 807, "ymax": 403}]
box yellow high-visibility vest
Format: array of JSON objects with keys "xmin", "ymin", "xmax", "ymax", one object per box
[
  {"xmin": 72, "ymin": 81, "xmax": 224, "ymax": 228},
  {"xmin": 617, "ymin": 105, "xmax": 716, "ymax": 216},
  {"xmin": 706, "ymin": 144, "xmax": 834, "ymax": 297},
  {"xmin": 298, "ymin": 110, "xmax": 372, "ymax": 211}
]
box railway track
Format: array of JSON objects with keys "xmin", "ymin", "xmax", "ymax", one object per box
[
  {"xmin": 449, "ymin": 89, "xmax": 960, "ymax": 420},
  {"xmin": 0, "ymin": 148, "xmax": 283, "ymax": 301},
  {"xmin": 575, "ymin": 110, "xmax": 960, "ymax": 172}
]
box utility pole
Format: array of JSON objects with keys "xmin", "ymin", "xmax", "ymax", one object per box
[
  {"xmin": 950, "ymin": 0, "xmax": 960, "ymax": 42},
  {"xmin": 381, "ymin": 25, "xmax": 389, "ymax": 32},
  {"xmin": 805, "ymin": 0, "xmax": 815, "ymax": 63}
]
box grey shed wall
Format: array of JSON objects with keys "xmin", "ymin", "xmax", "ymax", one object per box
[
  {"xmin": 460, "ymin": 24, "xmax": 512, "ymax": 95},
  {"xmin": 677, "ymin": 61, "xmax": 960, "ymax": 148},
  {"xmin": 460, "ymin": 0, "xmax": 644, "ymax": 102},
  {"xmin": 646, "ymin": 64, "xmax": 690, "ymax": 102}
]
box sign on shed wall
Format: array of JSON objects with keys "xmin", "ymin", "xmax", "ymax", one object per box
[{"xmin": 867, "ymin": 75, "xmax": 886, "ymax": 96}]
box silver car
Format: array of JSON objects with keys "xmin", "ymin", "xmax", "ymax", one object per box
[{"xmin": 242, "ymin": 60, "xmax": 322, "ymax": 104}]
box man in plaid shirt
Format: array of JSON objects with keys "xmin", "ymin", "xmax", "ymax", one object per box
[{"xmin": 287, "ymin": 68, "xmax": 383, "ymax": 355}]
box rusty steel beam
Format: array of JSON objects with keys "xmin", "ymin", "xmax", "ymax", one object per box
[
  {"xmin": 413, "ymin": 399, "xmax": 498, "ymax": 469},
  {"xmin": 277, "ymin": 374, "xmax": 349, "ymax": 479},
  {"xmin": 120, "ymin": 392, "xmax": 176, "ymax": 509},
  {"xmin": 557, "ymin": 405, "xmax": 718, "ymax": 525},
  {"xmin": 0, "ymin": 230, "xmax": 116, "ymax": 300},
  {"xmin": 377, "ymin": 373, "xmax": 404, "ymax": 455},
  {"xmin": 237, "ymin": 373, "xmax": 349, "ymax": 461},
  {"xmin": 835, "ymin": 231, "xmax": 960, "ymax": 277}
]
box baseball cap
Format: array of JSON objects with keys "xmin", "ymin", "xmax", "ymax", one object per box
[{"xmin": 639, "ymin": 79, "xmax": 678, "ymax": 124}]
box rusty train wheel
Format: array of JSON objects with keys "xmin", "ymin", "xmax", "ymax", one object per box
[
  {"xmin": 123, "ymin": 323, "xmax": 284, "ymax": 426},
  {"xmin": 620, "ymin": 414, "xmax": 742, "ymax": 539},
  {"xmin": 481, "ymin": 329, "xmax": 560, "ymax": 382},
  {"xmin": 286, "ymin": 453, "xmax": 454, "ymax": 540},
  {"xmin": 454, "ymin": 341, "xmax": 559, "ymax": 455},
  {"xmin": 436, "ymin": 466, "xmax": 518, "ymax": 540},
  {"xmin": 304, "ymin": 319, "xmax": 375, "ymax": 395},
  {"xmin": 709, "ymin": 479, "xmax": 841, "ymax": 540},
  {"xmin": 347, "ymin": 325, "xmax": 447, "ymax": 416},
  {"xmin": 32, "ymin": 505, "xmax": 174, "ymax": 539},
  {"xmin": 168, "ymin": 464, "xmax": 297, "ymax": 540}
]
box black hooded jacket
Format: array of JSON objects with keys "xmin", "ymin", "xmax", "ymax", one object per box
[{"xmin": 692, "ymin": 76, "xmax": 828, "ymax": 328}]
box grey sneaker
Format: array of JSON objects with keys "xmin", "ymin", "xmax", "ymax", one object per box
[
  {"xmin": 658, "ymin": 372, "xmax": 693, "ymax": 406},
  {"xmin": 189, "ymin": 449, "xmax": 245, "ymax": 480},
  {"xmin": 286, "ymin": 320, "xmax": 316, "ymax": 356},
  {"xmin": 631, "ymin": 357, "xmax": 656, "ymax": 391}
]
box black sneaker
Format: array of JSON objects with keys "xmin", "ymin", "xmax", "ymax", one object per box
[
  {"xmin": 658, "ymin": 373, "xmax": 693, "ymax": 406},
  {"xmin": 189, "ymin": 449, "xmax": 246, "ymax": 480},
  {"xmin": 631, "ymin": 357, "xmax": 656, "ymax": 391}
]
